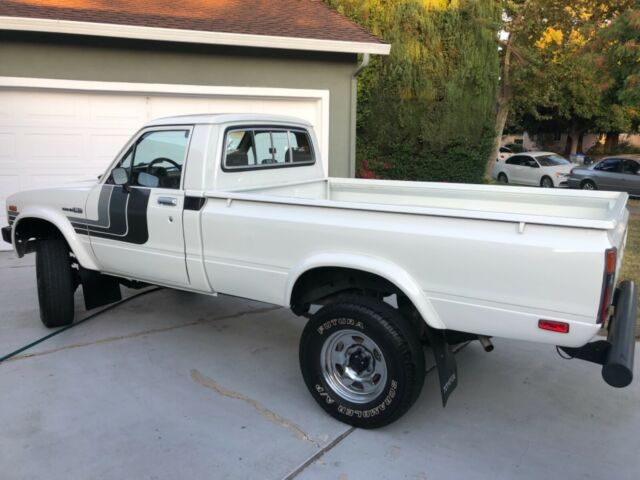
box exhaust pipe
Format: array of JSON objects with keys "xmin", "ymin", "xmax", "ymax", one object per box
[{"xmin": 478, "ymin": 335, "xmax": 494, "ymax": 352}]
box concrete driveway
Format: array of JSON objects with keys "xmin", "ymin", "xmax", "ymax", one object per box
[{"xmin": 1, "ymin": 251, "xmax": 639, "ymax": 480}]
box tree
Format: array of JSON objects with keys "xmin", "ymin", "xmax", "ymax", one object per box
[
  {"xmin": 591, "ymin": 7, "xmax": 640, "ymax": 148},
  {"xmin": 326, "ymin": 0, "xmax": 501, "ymax": 183},
  {"xmin": 493, "ymin": 0, "xmax": 636, "ymax": 170}
]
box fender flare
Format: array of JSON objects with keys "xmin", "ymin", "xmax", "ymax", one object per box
[
  {"xmin": 286, "ymin": 253, "xmax": 445, "ymax": 329},
  {"xmin": 12, "ymin": 207, "xmax": 100, "ymax": 271}
]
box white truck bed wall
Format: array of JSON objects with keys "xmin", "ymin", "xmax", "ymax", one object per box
[{"xmin": 201, "ymin": 186, "xmax": 619, "ymax": 347}]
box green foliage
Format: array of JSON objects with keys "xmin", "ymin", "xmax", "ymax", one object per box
[
  {"xmin": 507, "ymin": 1, "xmax": 639, "ymax": 142},
  {"xmin": 325, "ymin": 0, "xmax": 501, "ymax": 182},
  {"xmin": 593, "ymin": 7, "xmax": 640, "ymax": 132}
]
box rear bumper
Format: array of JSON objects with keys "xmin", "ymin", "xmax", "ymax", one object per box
[
  {"xmin": 559, "ymin": 280, "xmax": 637, "ymax": 388},
  {"xmin": 1, "ymin": 226, "xmax": 11, "ymax": 245}
]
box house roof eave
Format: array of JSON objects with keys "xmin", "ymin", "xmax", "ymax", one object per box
[{"xmin": 0, "ymin": 16, "xmax": 391, "ymax": 55}]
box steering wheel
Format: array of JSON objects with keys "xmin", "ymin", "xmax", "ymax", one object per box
[{"xmin": 147, "ymin": 157, "xmax": 181, "ymax": 172}]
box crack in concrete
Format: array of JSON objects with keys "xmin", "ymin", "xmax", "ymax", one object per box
[
  {"xmin": 4, "ymin": 306, "xmax": 281, "ymax": 364},
  {"xmin": 282, "ymin": 427, "xmax": 355, "ymax": 480},
  {"xmin": 281, "ymin": 340, "xmax": 473, "ymax": 479},
  {"xmin": 191, "ymin": 369, "xmax": 321, "ymax": 448}
]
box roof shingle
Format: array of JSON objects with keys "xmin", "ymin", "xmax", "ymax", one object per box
[{"xmin": 0, "ymin": 0, "xmax": 384, "ymax": 45}]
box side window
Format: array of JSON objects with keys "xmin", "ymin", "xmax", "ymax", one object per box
[
  {"xmin": 108, "ymin": 129, "xmax": 190, "ymax": 189},
  {"xmin": 287, "ymin": 131, "xmax": 314, "ymax": 163},
  {"xmin": 506, "ymin": 155, "xmax": 523, "ymax": 166},
  {"xmin": 223, "ymin": 127, "xmax": 315, "ymax": 170},
  {"xmin": 523, "ymin": 157, "xmax": 538, "ymax": 168},
  {"xmin": 225, "ymin": 130, "xmax": 257, "ymax": 167},
  {"xmin": 622, "ymin": 159, "xmax": 639, "ymax": 175},
  {"xmin": 595, "ymin": 158, "xmax": 622, "ymax": 172}
]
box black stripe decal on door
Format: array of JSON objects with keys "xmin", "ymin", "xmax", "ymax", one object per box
[{"xmin": 69, "ymin": 185, "xmax": 150, "ymax": 245}]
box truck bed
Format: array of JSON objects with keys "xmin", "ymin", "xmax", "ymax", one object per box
[{"xmin": 217, "ymin": 178, "xmax": 628, "ymax": 230}]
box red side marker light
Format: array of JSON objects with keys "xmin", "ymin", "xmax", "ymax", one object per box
[
  {"xmin": 8, "ymin": 205, "xmax": 17, "ymax": 212},
  {"xmin": 538, "ymin": 320, "xmax": 569, "ymax": 333},
  {"xmin": 605, "ymin": 248, "xmax": 617, "ymax": 274}
]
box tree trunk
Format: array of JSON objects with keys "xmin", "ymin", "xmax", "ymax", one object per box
[
  {"xmin": 577, "ymin": 133, "xmax": 584, "ymax": 154},
  {"xmin": 569, "ymin": 134, "xmax": 579, "ymax": 156},
  {"xmin": 564, "ymin": 134, "xmax": 572, "ymax": 156},
  {"xmin": 485, "ymin": 36, "xmax": 514, "ymax": 181},
  {"xmin": 567, "ymin": 122, "xmax": 583, "ymax": 157},
  {"xmin": 604, "ymin": 132, "xmax": 619, "ymax": 152}
]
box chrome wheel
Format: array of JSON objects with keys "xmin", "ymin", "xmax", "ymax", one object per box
[
  {"xmin": 582, "ymin": 181, "xmax": 595, "ymax": 190},
  {"xmin": 320, "ymin": 327, "xmax": 387, "ymax": 404}
]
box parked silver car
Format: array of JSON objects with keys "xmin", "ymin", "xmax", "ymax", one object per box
[{"xmin": 568, "ymin": 155, "xmax": 640, "ymax": 195}]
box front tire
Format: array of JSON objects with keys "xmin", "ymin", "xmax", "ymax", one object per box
[
  {"xmin": 581, "ymin": 180, "xmax": 597, "ymax": 190},
  {"xmin": 497, "ymin": 173, "xmax": 508, "ymax": 184},
  {"xmin": 36, "ymin": 236, "xmax": 75, "ymax": 328},
  {"xmin": 299, "ymin": 296, "xmax": 425, "ymax": 428},
  {"xmin": 540, "ymin": 176, "xmax": 554, "ymax": 188}
]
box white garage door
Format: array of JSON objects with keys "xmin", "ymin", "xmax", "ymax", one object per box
[{"xmin": 0, "ymin": 83, "xmax": 328, "ymax": 249}]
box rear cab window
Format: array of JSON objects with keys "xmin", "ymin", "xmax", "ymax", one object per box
[{"xmin": 222, "ymin": 126, "xmax": 315, "ymax": 171}]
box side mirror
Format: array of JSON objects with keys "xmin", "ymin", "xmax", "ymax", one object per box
[{"xmin": 111, "ymin": 167, "xmax": 129, "ymax": 186}]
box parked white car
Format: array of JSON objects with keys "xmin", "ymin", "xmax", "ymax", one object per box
[
  {"xmin": 493, "ymin": 151, "xmax": 574, "ymax": 188},
  {"xmin": 3, "ymin": 115, "xmax": 637, "ymax": 428}
]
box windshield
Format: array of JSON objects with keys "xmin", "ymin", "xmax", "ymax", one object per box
[{"xmin": 536, "ymin": 154, "xmax": 570, "ymax": 166}]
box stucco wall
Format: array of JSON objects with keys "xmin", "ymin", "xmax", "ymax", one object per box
[{"xmin": 0, "ymin": 32, "xmax": 358, "ymax": 177}]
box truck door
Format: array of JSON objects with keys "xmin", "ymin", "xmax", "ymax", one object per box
[{"xmin": 80, "ymin": 127, "xmax": 191, "ymax": 286}]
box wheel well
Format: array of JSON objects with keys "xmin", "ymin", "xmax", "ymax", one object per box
[
  {"xmin": 540, "ymin": 175, "xmax": 552, "ymax": 184},
  {"xmin": 290, "ymin": 267, "xmax": 410, "ymax": 311},
  {"xmin": 581, "ymin": 178, "xmax": 595, "ymax": 186},
  {"xmin": 290, "ymin": 266, "xmax": 426, "ymax": 337},
  {"xmin": 13, "ymin": 218, "xmax": 66, "ymax": 256}
]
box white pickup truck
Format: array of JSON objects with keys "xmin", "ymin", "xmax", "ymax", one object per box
[{"xmin": 3, "ymin": 114, "xmax": 637, "ymax": 428}]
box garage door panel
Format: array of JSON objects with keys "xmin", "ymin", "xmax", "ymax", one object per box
[
  {"xmin": 148, "ymin": 97, "xmax": 214, "ymax": 119},
  {"xmin": 0, "ymin": 174, "xmax": 22, "ymax": 199},
  {"xmin": 88, "ymin": 133, "xmax": 134, "ymax": 164},
  {"xmin": 21, "ymin": 92, "xmax": 84, "ymax": 122},
  {"xmin": 89, "ymin": 95, "xmax": 147, "ymax": 125},
  {"xmin": 0, "ymin": 174, "xmax": 22, "ymax": 229},
  {"xmin": 26, "ymin": 173, "xmax": 97, "ymax": 189},
  {"xmin": 0, "ymin": 133, "xmax": 17, "ymax": 165},
  {"xmin": 24, "ymin": 133, "xmax": 83, "ymax": 166}
]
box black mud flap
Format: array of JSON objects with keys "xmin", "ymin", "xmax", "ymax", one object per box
[
  {"xmin": 79, "ymin": 268, "xmax": 122, "ymax": 310},
  {"xmin": 424, "ymin": 327, "xmax": 458, "ymax": 406}
]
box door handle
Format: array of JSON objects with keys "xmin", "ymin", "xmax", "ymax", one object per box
[{"xmin": 158, "ymin": 196, "xmax": 177, "ymax": 206}]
